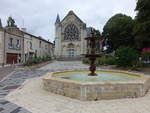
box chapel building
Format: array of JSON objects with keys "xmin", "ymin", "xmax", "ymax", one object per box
[{"xmin": 54, "ymin": 11, "xmax": 91, "ymax": 60}]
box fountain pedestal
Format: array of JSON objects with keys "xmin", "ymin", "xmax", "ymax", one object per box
[{"xmin": 85, "ymin": 32, "xmax": 101, "ymax": 76}]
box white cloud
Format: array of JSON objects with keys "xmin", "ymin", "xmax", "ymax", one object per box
[{"xmin": 0, "ymin": 0, "xmax": 136, "ymax": 42}]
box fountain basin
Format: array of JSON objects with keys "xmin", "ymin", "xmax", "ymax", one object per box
[{"xmin": 43, "ymin": 70, "xmax": 150, "ymax": 101}]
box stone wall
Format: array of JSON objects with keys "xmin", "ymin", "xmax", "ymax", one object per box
[
  {"xmin": 24, "ymin": 33, "xmax": 54, "ymax": 62},
  {"xmin": 0, "ymin": 30, "xmax": 4, "ymax": 65},
  {"xmin": 43, "ymin": 73, "xmax": 150, "ymax": 101}
]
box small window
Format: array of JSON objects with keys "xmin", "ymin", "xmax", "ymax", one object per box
[
  {"xmin": 45, "ymin": 45, "xmax": 47, "ymax": 49},
  {"xmin": 39, "ymin": 41, "xmax": 41, "ymax": 48},
  {"xmin": 30, "ymin": 42, "xmax": 32, "ymax": 49},
  {"xmin": 9, "ymin": 38, "xmax": 13, "ymax": 47},
  {"xmin": 16, "ymin": 39, "xmax": 20, "ymax": 48}
]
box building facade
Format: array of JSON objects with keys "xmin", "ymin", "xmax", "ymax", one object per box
[
  {"xmin": 23, "ymin": 32, "xmax": 54, "ymax": 62},
  {"xmin": 54, "ymin": 11, "xmax": 91, "ymax": 60},
  {"xmin": 0, "ymin": 26, "xmax": 54, "ymax": 66},
  {"xmin": 0, "ymin": 27, "xmax": 24, "ymax": 65}
]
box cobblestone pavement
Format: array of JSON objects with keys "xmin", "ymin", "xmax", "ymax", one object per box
[
  {"xmin": 0, "ymin": 61, "xmax": 89, "ymax": 113},
  {"xmin": 0, "ymin": 66, "xmax": 15, "ymax": 81}
]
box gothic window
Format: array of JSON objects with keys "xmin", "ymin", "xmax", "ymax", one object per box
[{"xmin": 64, "ymin": 24, "xmax": 79, "ymax": 41}]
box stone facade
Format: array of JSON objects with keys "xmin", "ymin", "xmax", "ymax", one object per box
[
  {"xmin": 0, "ymin": 28, "xmax": 5, "ymax": 65},
  {"xmin": 23, "ymin": 32, "xmax": 54, "ymax": 62},
  {"xmin": 0, "ymin": 27, "xmax": 54, "ymax": 65},
  {"xmin": 0, "ymin": 27, "xmax": 24, "ymax": 65},
  {"xmin": 54, "ymin": 11, "xmax": 90, "ymax": 60}
]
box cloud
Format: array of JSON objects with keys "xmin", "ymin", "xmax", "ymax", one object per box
[{"xmin": 0, "ymin": 0, "xmax": 136, "ymax": 42}]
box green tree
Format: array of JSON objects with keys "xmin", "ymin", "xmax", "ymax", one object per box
[
  {"xmin": 93, "ymin": 29, "xmax": 101, "ymax": 53},
  {"xmin": 115, "ymin": 47, "xmax": 139, "ymax": 67},
  {"xmin": 103, "ymin": 14, "xmax": 135, "ymax": 50},
  {"xmin": 134, "ymin": 0, "xmax": 150, "ymax": 50},
  {"xmin": 0, "ymin": 18, "xmax": 2, "ymax": 28},
  {"xmin": 94, "ymin": 29, "xmax": 101, "ymax": 37},
  {"xmin": 7, "ymin": 16, "xmax": 17, "ymax": 27}
]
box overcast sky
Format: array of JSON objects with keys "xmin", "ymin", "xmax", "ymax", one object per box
[{"xmin": 0, "ymin": 0, "xmax": 136, "ymax": 42}]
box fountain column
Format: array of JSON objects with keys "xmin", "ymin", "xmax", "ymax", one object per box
[{"xmin": 85, "ymin": 32, "xmax": 101, "ymax": 76}]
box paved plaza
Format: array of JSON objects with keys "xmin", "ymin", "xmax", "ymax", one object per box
[
  {"xmin": 0, "ymin": 66, "xmax": 15, "ymax": 81},
  {"xmin": 0, "ymin": 61, "xmax": 89, "ymax": 113},
  {"xmin": 0, "ymin": 61, "xmax": 150, "ymax": 113}
]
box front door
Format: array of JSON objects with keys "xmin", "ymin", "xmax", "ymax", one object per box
[
  {"xmin": 68, "ymin": 49, "xmax": 75, "ymax": 57},
  {"xmin": 6, "ymin": 53, "xmax": 18, "ymax": 64}
]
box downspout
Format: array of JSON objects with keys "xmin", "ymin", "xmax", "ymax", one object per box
[{"xmin": 22, "ymin": 33, "xmax": 24, "ymax": 64}]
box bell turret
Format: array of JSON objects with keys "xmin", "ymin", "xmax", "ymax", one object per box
[{"xmin": 55, "ymin": 14, "xmax": 60, "ymax": 25}]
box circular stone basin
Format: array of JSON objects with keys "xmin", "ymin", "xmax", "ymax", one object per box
[{"xmin": 43, "ymin": 70, "xmax": 150, "ymax": 101}]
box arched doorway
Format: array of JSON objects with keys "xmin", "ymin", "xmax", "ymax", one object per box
[{"xmin": 67, "ymin": 43, "xmax": 75, "ymax": 57}]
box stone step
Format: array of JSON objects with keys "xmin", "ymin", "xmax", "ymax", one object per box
[{"xmin": 57, "ymin": 57, "xmax": 82, "ymax": 61}]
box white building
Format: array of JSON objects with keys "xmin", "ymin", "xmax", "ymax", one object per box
[
  {"xmin": 0, "ymin": 18, "xmax": 54, "ymax": 65},
  {"xmin": 54, "ymin": 11, "xmax": 92, "ymax": 60}
]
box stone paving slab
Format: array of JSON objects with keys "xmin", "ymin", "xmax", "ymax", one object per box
[
  {"xmin": 0, "ymin": 61, "xmax": 89, "ymax": 113},
  {"xmin": 0, "ymin": 99, "xmax": 31, "ymax": 113},
  {"xmin": 0, "ymin": 66, "xmax": 15, "ymax": 81},
  {"xmin": 5, "ymin": 76, "xmax": 150, "ymax": 113}
]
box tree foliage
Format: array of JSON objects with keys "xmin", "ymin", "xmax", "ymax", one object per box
[
  {"xmin": 103, "ymin": 14, "xmax": 135, "ymax": 50},
  {"xmin": 94, "ymin": 29, "xmax": 101, "ymax": 37},
  {"xmin": 134, "ymin": 0, "xmax": 150, "ymax": 49},
  {"xmin": 115, "ymin": 47, "xmax": 139, "ymax": 67},
  {"xmin": 7, "ymin": 16, "xmax": 17, "ymax": 27},
  {"xmin": 93, "ymin": 29, "xmax": 101, "ymax": 53},
  {"xmin": 0, "ymin": 18, "xmax": 2, "ymax": 28}
]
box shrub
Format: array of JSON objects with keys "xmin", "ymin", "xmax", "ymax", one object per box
[
  {"xmin": 24, "ymin": 60, "xmax": 32, "ymax": 66},
  {"xmin": 46, "ymin": 56, "xmax": 52, "ymax": 61},
  {"xmin": 115, "ymin": 47, "xmax": 139, "ymax": 67},
  {"xmin": 83, "ymin": 56, "xmax": 116, "ymax": 65},
  {"xmin": 42, "ymin": 56, "xmax": 47, "ymax": 62},
  {"xmin": 96, "ymin": 56, "xmax": 106, "ymax": 65},
  {"xmin": 141, "ymin": 52, "xmax": 150, "ymax": 67},
  {"xmin": 96, "ymin": 56, "xmax": 116, "ymax": 65},
  {"xmin": 32, "ymin": 58, "xmax": 39, "ymax": 64},
  {"xmin": 141, "ymin": 52, "xmax": 150, "ymax": 61},
  {"xmin": 104, "ymin": 56, "xmax": 116, "ymax": 65},
  {"xmin": 24, "ymin": 56, "xmax": 52, "ymax": 66},
  {"xmin": 82, "ymin": 58, "xmax": 90, "ymax": 64}
]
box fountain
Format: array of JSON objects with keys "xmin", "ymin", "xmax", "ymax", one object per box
[
  {"xmin": 43, "ymin": 31, "xmax": 150, "ymax": 101},
  {"xmin": 85, "ymin": 31, "xmax": 101, "ymax": 76}
]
